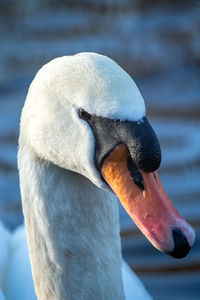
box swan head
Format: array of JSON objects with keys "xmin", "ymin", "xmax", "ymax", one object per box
[
  {"xmin": 20, "ymin": 52, "xmax": 195, "ymax": 259},
  {"xmin": 21, "ymin": 52, "xmax": 146, "ymax": 189}
]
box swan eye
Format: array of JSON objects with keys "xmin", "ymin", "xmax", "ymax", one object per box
[{"xmin": 78, "ymin": 108, "xmax": 92, "ymax": 121}]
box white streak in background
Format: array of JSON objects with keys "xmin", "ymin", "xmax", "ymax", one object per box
[{"xmin": 151, "ymin": 118, "xmax": 200, "ymax": 167}]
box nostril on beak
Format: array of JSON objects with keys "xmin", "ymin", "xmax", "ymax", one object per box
[{"xmin": 166, "ymin": 228, "xmax": 191, "ymax": 259}]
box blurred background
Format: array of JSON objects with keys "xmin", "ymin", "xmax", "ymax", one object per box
[{"xmin": 0, "ymin": 0, "xmax": 200, "ymax": 299}]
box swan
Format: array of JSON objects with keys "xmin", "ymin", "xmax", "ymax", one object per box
[{"xmin": 4, "ymin": 52, "xmax": 195, "ymax": 300}]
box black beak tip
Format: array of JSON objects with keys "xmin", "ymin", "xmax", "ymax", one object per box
[{"xmin": 166, "ymin": 228, "xmax": 191, "ymax": 259}]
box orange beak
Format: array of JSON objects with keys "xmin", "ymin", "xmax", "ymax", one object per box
[{"xmin": 101, "ymin": 144, "xmax": 195, "ymax": 258}]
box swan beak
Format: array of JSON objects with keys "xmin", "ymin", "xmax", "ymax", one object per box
[{"xmin": 101, "ymin": 144, "xmax": 195, "ymax": 258}]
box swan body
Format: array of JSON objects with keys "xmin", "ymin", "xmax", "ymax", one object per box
[
  {"xmin": 0, "ymin": 223, "xmax": 10, "ymax": 300},
  {"xmin": 2, "ymin": 52, "xmax": 194, "ymax": 299},
  {"xmin": 5, "ymin": 225, "xmax": 36, "ymax": 300}
]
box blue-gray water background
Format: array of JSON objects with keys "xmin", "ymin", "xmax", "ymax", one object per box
[{"xmin": 0, "ymin": 1, "xmax": 200, "ymax": 299}]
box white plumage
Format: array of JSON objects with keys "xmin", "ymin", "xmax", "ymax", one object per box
[
  {"xmin": 0, "ymin": 223, "xmax": 152, "ymax": 300},
  {"xmin": 2, "ymin": 53, "xmax": 155, "ymax": 299}
]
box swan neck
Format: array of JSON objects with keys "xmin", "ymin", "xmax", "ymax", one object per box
[{"xmin": 19, "ymin": 147, "xmax": 124, "ymax": 300}]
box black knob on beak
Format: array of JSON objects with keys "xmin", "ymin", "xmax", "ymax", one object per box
[
  {"xmin": 78, "ymin": 109, "xmax": 161, "ymax": 173},
  {"xmin": 120, "ymin": 118, "xmax": 161, "ymax": 172}
]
